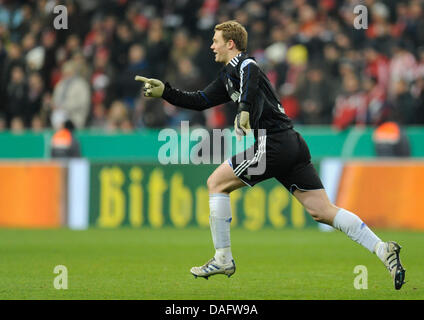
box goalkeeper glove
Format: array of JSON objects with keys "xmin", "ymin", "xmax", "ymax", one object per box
[
  {"xmin": 135, "ymin": 75, "xmax": 164, "ymax": 98},
  {"xmin": 234, "ymin": 103, "xmax": 251, "ymax": 141}
]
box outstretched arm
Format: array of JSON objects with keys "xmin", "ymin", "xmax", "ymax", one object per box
[{"xmin": 135, "ymin": 75, "xmax": 231, "ymax": 111}]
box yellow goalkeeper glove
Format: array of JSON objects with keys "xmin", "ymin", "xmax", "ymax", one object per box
[
  {"xmin": 234, "ymin": 110, "xmax": 251, "ymax": 141},
  {"xmin": 135, "ymin": 75, "xmax": 164, "ymax": 98}
]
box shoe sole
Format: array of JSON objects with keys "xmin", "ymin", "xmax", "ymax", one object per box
[
  {"xmin": 389, "ymin": 242, "xmax": 406, "ymax": 290},
  {"xmin": 394, "ymin": 267, "xmax": 406, "ymax": 290},
  {"xmin": 191, "ymin": 269, "xmax": 235, "ymax": 280}
]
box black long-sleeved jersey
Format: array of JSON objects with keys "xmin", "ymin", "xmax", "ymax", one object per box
[{"xmin": 162, "ymin": 52, "xmax": 293, "ymax": 135}]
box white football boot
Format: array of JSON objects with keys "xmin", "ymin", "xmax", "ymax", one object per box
[
  {"xmin": 190, "ymin": 257, "xmax": 236, "ymax": 279},
  {"xmin": 380, "ymin": 241, "xmax": 406, "ymax": 290}
]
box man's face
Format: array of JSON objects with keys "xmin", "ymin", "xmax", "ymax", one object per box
[{"xmin": 210, "ymin": 30, "xmax": 230, "ymax": 64}]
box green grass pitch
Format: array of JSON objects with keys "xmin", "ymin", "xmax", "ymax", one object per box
[{"xmin": 0, "ymin": 227, "xmax": 423, "ymax": 300}]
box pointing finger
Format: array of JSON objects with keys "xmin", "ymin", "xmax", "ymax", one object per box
[{"xmin": 135, "ymin": 75, "xmax": 149, "ymax": 82}]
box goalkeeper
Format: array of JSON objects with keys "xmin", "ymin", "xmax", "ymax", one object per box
[{"xmin": 135, "ymin": 20, "xmax": 405, "ymax": 290}]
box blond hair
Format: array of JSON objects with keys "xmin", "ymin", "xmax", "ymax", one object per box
[{"xmin": 214, "ymin": 20, "xmax": 248, "ymax": 52}]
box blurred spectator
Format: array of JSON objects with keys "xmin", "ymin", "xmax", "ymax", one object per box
[
  {"xmin": 284, "ymin": 44, "xmax": 308, "ymax": 88},
  {"xmin": 0, "ymin": 113, "xmax": 6, "ymax": 131},
  {"xmin": 171, "ymin": 58, "xmax": 207, "ymax": 126},
  {"xmin": 167, "ymin": 29, "xmax": 199, "ymax": 83},
  {"xmin": 102, "ymin": 15, "xmax": 117, "ymax": 44},
  {"xmin": 412, "ymin": 45, "xmax": 424, "ymax": 124},
  {"xmin": 26, "ymin": 44, "xmax": 45, "ymax": 73},
  {"xmin": 89, "ymin": 102, "xmax": 108, "ymax": 129},
  {"xmin": 363, "ymin": 42, "xmax": 390, "ymax": 93},
  {"xmin": 15, "ymin": 5, "xmax": 33, "ymax": 39},
  {"xmin": 64, "ymin": 34, "xmax": 83, "ymax": 61},
  {"xmin": 406, "ymin": 0, "xmax": 424, "ymax": 48},
  {"xmin": 332, "ymin": 73, "xmax": 367, "ymax": 130},
  {"xmin": 296, "ymin": 64, "xmax": 335, "ymax": 124},
  {"xmin": 366, "ymin": 2, "xmax": 394, "ymax": 54},
  {"xmin": 5, "ymin": 65, "xmax": 28, "ymax": 126},
  {"xmin": 264, "ymin": 26, "xmax": 288, "ymax": 90},
  {"xmin": 322, "ymin": 42, "xmax": 341, "ymax": 81},
  {"xmin": 52, "ymin": 61, "xmax": 90, "ymax": 129},
  {"xmin": 117, "ymin": 43, "xmax": 149, "ymax": 109},
  {"xmin": 10, "ymin": 116, "xmax": 25, "ymax": 134},
  {"xmin": 90, "ymin": 48, "xmax": 113, "ymax": 107},
  {"xmin": 72, "ymin": 50, "xmax": 92, "ymax": 81},
  {"xmin": 145, "ymin": 18, "xmax": 169, "ymax": 79},
  {"xmin": 416, "ymin": 47, "xmax": 424, "ymax": 80},
  {"xmin": 361, "ymin": 75, "xmax": 389, "ymax": 126},
  {"xmin": 279, "ymin": 83, "xmax": 300, "ymax": 121},
  {"xmin": 248, "ymin": 19, "xmax": 267, "ymax": 53},
  {"xmin": 1, "ymin": 42, "xmax": 24, "ymax": 101},
  {"xmin": 192, "ymin": 34, "xmax": 217, "ymax": 84},
  {"xmin": 26, "ymin": 72, "xmax": 45, "ymax": 127},
  {"xmin": 83, "ymin": 16, "xmax": 104, "ymax": 58},
  {"xmin": 31, "ymin": 114, "xmax": 44, "ymax": 132},
  {"xmin": 414, "ymin": 76, "xmax": 424, "ymax": 124},
  {"xmin": 0, "ymin": 40, "xmax": 6, "ymax": 95},
  {"xmin": 21, "ymin": 33, "xmax": 36, "ymax": 56},
  {"xmin": 39, "ymin": 92, "xmax": 54, "ymax": 128},
  {"xmin": 50, "ymin": 119, "xmax": 81, "ymax": 158},
  {"xmin": 0, "ymin": 2, "xmax": 24, "ymax": 42},
  {"xmin": 205, "ymin": 104, "xmax": 228, "ymax": 129},
  {"xmin": 388, "ymin": 40, "xmax": 417, "ymax": 100},
  {"xmin": 135, "ymin": 97, "xmax": 169, "ymax": 129},
  {"xmin": 391, "ymin": 79, "xmax": 418, "ymax": 125},
  {"xmin": 106, "ymin": 100, "xmax": 133, "ymax": 132},
  {"xmin": 40, "ymin": 30, "xmax": 58, "ymax": 90},
  {"xmin": 111, "ymin": 21, "xmax": 134, "ymax": 70}
]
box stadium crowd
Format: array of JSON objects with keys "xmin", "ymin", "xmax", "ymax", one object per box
[{"xmin": 0, "ymin": 0, "xmax": 424, "ymax": 133}]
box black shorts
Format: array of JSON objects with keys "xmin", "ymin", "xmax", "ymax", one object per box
[{"xmin": 229, "ymin": 129, "xmax": 324, "ymax": 193}]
